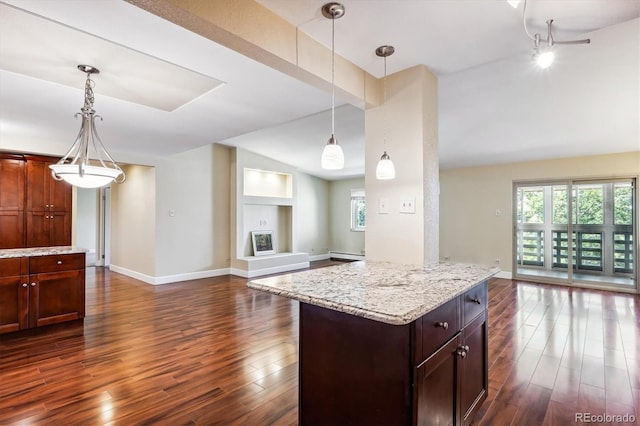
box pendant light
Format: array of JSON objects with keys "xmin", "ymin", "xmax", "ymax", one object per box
[
  {"xmin": 320, "ymin": 2, "xmax": 345, "ymax": 170},
  {"xmin": 49, "ymin": 65, "xmax": 125, "ymax": 188},
  {"xmin": 375, "ymin": 45, "xmax": 396, "ymax": 180}
]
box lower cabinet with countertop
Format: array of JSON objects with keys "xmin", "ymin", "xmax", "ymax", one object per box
[
  {"xmin": 248, "ymin": 261, "xmax": 497, "ymax": 426},
  {"xmin": 0, "ymin": 247, "xmax": 86, "ymax": 334}
]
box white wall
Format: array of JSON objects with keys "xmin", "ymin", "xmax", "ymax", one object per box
[
  {"xmin": 75, "ymin": 187, "xmax": 97, "ymax": 262},
  {"xmin": 328, "ymin": 177, "xmax": 365, "ymax": 256},
  {"xmin": 440, "ymin": 151, "xmax": 640, "ymax": 275},
  {"xmin": 297, "ymin": 173, "xmax": 330, "ymax": 258}
]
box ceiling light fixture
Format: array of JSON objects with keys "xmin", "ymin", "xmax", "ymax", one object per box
[
  {"xmin": 522, "ymin": 0, "xmax": 590, "ymax": 69},
  {"xmin": 50, "ymin": 65, "xmax": 125, "ymax": 188},
  {"xmin": 375, "ymin": 45, "xmax": 396, "ymax": 181},
  {"xmin": 320, "ymin": 2, "xmax": 345, "ymax": 170}
]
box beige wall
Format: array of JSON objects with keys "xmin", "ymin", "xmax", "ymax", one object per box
[
  {"xmin": 440, "ymin": 151, "xmax": 640, "ymax": 274},
  {"xmin": 365, "ymin": 65, "xmax": 438, "ymax": 265},
  {"xmin": 110, "ymin": 164, "xmax": 156, "ymax": 277},
  {"xmin": 154, "ymin": 144, "xmax": 230, "ymax": 277},
  {"xmin": 328, "ymin": 177, "xmax": 365, "ymax": 256}
]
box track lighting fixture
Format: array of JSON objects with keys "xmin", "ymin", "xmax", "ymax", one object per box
[{"xmin": 522, "ymin": 0, "xmax": 590, "ymax": 69}]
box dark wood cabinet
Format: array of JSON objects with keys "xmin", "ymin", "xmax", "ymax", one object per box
[
  {"xmin": 0, "ymin": 156, "xmax": 26, "ymax": 249},
  {"xmin": 0, "ymin": 257, "xmax": 28, "ymax": 333},
  {"xmin": 299, "ymin": 280, "xmax": 489, "ymax": 426},
  {"xmin": 0, "ymin": 252, "xmax": 85, "ymax": 334},
  {"xmin": 0, "ymin": 154, "xmax": 71, "ymax": 248},
  {"xmin": 26, "ymin": 158, "xmax": 72, "ymax": 247}
]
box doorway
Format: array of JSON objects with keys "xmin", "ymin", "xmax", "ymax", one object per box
[
  {"xmin": 513, "ymin": 178, "xmax": 636, "ymax": 291},
  {"xmin": 75, "ymin": 187, "xmax": 111, "ymax": 267}
]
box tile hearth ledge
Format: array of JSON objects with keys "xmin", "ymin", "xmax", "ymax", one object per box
[
  {"xmin": 248, "ymin": 261, "xmax": 499, "ymax": 325},
  {"xmin": 0, "ymin": 246, "xmax": 88, "ymax": 258}
]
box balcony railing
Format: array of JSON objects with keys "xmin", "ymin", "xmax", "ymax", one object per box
[{"xmin": 517, "ymin": 230, "xmax": 633, "ymax": 275}]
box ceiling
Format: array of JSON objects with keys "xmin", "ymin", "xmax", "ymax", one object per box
[{"xmin": 0, "ymin": 0, "xmax": 638, "ymax": 180}]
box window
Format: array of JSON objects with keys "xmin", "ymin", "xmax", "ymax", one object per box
[{"xmin": 350, "ymin": 189, "xmax": 365, "ymax": 232}]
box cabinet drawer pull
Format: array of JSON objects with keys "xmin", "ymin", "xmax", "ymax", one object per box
[
  {"xmin": 31, "ymin": 282, "xmax": 36, "ymax": 287},
  {"xmin": 45, "ymin": 215, "xmax": 49, "ymax": 219},
  {"xmin": 436, "ymin": 321, "xmax": 449, "ymax": 330},
  {"xmin": 22, "ymin": 283, "xmax": 28, "ymax": 288},
  {"xmin": 472, "ymin": 297, "xmax": 482, "ymax": 305},
  {"xmin": 57, "ymin": 260, "xmax": 63, "ymax": 265}
]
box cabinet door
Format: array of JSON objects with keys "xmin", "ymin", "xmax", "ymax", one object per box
[
  {"xmin": 0, "ymin": 275, "xmax": 28, "ymax": 334},
  {"xmin": 26, "ymin": 160, "xmax": 48, "ymax": 212},
  {"xmin": 49, "ymin": 211, "xmax": 71, "ymax": 246},
  {"xmin": 26, "ymin": 211, "xmax": 50, "ymax": 247},
  {"xmin": 460, "ymin": 312, "xmax": 488, "ymax": 426},
  {"xmin": 415, "ymin": 334, "xmax": 461, "ymax": 426},
  {"xmin": 48, "ymin": 167, "xmax": 71, "ymax": 213},
  {"xmin": 0, "ymin": 157, "xmax": 25, "ymax": 248},
  {"xmin": 29, "ymin": 269, "xmax": 85, "ymax": 328}
]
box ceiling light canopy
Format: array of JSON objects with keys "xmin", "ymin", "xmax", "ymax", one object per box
[
  {"xmin": 320, "ymin": 2, "xmax": 345, "ymax": 170},
  {"xmin": 522, "ymin": 0, "xmax": 590, "ymax": 69},
  {"xmin": 49, "ymin": 65, "xmax": 125, "ymax": 188},
  {"xmin": 507, "ymin": 0, "xmax": 521, "ymax": 8},
  {"xmin": 375, "ymin": 45, "xmax": 396, "ymax": 181}
]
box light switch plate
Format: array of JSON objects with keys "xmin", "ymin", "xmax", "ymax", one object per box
[
  {"xmin": 379, "ymin": 198, "xmax": 389, "ymax": 214},
  {"xmin": 400, "ymin": 197, "xmax": 416, "ymax": 214}
]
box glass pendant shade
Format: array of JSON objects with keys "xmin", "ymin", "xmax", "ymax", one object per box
[
  {"xmin": 375, "ymin": 151, "xmax": 395, "ymax": 180},
  {"xmin": 321, "ymin": 134, "xmax": 344, "ymax": 170},
  {"xmin": 50, "ymin": 65, "xmax": 125, "ymax": 189}
]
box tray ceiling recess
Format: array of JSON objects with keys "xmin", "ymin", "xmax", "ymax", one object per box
[{"xmin": 0, "ymin": 3, "xmax": 225, "ymax": 112}]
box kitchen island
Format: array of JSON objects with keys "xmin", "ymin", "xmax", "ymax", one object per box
[
  {"xmin": 0, "ymin": 246, "xmax": 87, "ymax": 334},
  {"xmin": 248, "ymin": 261, "xmax": 499, "ymax": 426}
]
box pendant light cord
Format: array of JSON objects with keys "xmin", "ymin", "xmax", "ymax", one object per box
[
  {"xmin": 383, "ymin": 54, "xmax": 387, "ymax": 152},
  {"xmin": 331, "ymin": 15, "xmax": 335, "ymax": 136}
]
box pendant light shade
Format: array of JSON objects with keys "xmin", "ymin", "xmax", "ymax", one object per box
[
  {"xmin": 321, "ymin": 134, "xmax": 344, "ymax": 170},
  {"xmin": 49, "ymin": 65, "xmax": 125, "ymax": 189},
  {"xmin": 375, "ymin": 151, "xmax": 395, "ymax": 180},
  {"xmin": 320, "ymin": 3, "xmax": 345, "ymax": 170},
  {"xmin": 375, "ymin": 45, "xmax": 396, "ymax": 181}
]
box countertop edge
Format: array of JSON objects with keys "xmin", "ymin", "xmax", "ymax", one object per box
[
  {"xmin": 247, "ymin": 267, "xmax": 498, "ymax": 326},
  {"xmin": 0, "ymin": 246, "xmax": 89, "ymax": 259}
]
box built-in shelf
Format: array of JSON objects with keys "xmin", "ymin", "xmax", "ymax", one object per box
[
  {"xmin": 235, "ymin": 252, "xmax": 309, "ymax": 278},
  {"xmin": 243, "ymin": 168, "xmax": 292, "ymax": 199}
]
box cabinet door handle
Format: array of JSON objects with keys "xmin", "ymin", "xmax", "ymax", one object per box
[
  {"xmin": 30, "ymin": 282, "xmax": 36, "ymax": 287},
  {"xmin": 57, "ymin": 260, "xmax": 63, "ymax": 265},
  {"xmin": 436, "ymin": 321, "xmax": 449, "ymax": 330},
  {"xmin": 462, "ymin": 345, "xmax": 469, "ymax": 352},
  {"xmin": 45, "ymin": 215, "xmax": 49, "ymax": 219},
  {"xmin": 472, "ymin": 297, "xmax": 482, "ymax": 304},
  {"xmin": 457, "ymin": 348, "xmax": 467, "ymax": 358},
  {"xmin": 22, "ymin": 283, "xmax": 28, "ymax": 288},
  {"xmin": 45, "ymin": 204, "xmax": 49, "ymax": 208}
]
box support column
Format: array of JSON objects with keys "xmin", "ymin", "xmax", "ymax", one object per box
[{"xmin": 365, "ymin": 65, "xmax": 438, "ymax": 266}]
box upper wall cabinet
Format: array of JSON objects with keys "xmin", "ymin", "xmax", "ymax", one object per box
[
  {"xmin": 0, "ymin": 155, "xmax": 26, "ymax": 249},
  {"xmin": 0, "ymin": 154, "xmax": 72, "ymax": 249},
  {"xmin": 25, "ymin": 158, "xmax": 71, "ymax": 247}
]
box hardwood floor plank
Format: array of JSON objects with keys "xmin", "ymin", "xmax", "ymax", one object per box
[{"xmin": 0, "ymin": 269, "xmax": 637, "ymax": 425}]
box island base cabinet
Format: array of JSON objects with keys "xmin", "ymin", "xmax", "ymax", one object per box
[
  {"xmin": 0, "ymin": 275, "xmax": 28, "ymax": 334},
  {"xmin": 415, "ymin": 334, "xmax": 462, "ymax": 426},
  {"xmin": 299, "ymin": 302, "xmax": 413, "ymax": 426},
  {"xmin": 460, "ymin": 312, "xmax": 488, "ymax": 425}
]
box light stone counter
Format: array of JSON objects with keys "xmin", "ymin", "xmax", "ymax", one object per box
[
  {"xmin": 248, "ymin": 261, "xmax": 499, "ymax": 325},
  {"xmin": 0, "ymin": 246, "xmax": 88, "ymax": 259}
]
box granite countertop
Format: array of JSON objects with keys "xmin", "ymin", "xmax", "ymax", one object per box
[
  {"xmin": 248, "ymin": 261, "xmax": 499, "ymax": 325},
  {"xmin": 0, "ymin": 246, "xmax": 88, "ymax": 259}
]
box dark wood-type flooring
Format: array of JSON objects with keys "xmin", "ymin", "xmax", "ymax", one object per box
[{"xmin": 1, "ymin": 262, "xmax": 638, "ymax": 425}]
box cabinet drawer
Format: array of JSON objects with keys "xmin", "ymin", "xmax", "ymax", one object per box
[
  {"xmin": 29, "ymin": 253, "xmax": 85, "ymax": 274},
  {"xmin": 462, "ymin": 281, "xmax": 487, "ymax": 326},
  {"xmin": 0, "ymin": 257, "xmax": 26, "ymax": 277},
  {"xmin": 421, "ymin": 297, "xmax": 460, "ymax": 359}
]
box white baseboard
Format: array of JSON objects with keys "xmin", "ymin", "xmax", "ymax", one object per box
[
  {"xmin": 309, "ymin": 253, "xmax": 331, "ymax": 261},
  {"xmin": 109, "ymin": 264, "xmax": 231, "ymax": 285},
  {"xmin": 494, "ymin": 271, "xmax": 513, "ymax": 279},
  {"xmin": 330, "ymin": 252, "xmax": 365, "ymax": 261},
  {"xmin": 231, "ymin": 261, "xmax": 310, "ymax": 279}
]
